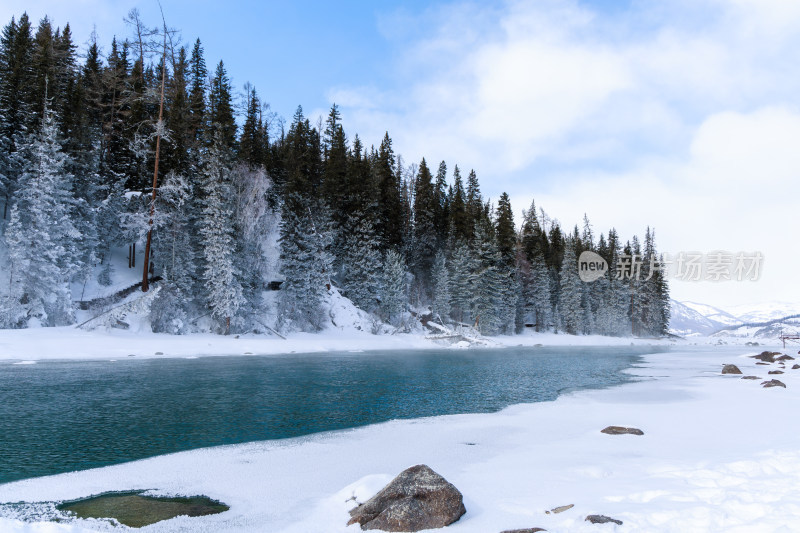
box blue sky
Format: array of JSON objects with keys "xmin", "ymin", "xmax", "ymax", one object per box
[{"xmin": 3, "ymin": 0, "xmax": 800, "ymax": 308}]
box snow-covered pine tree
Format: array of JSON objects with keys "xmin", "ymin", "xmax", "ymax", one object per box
[
  {"xmin": 558, "ymin": 237, "xmax": 583, "ymax": 335},
  {"xmin": 278, "ymin": 193, "xmax": 335, "ymax": 332},
  {"xmin": 431, "ymin": 250, "xmax": 451, "ymax": 322},
  {"xmin": 231, "ymin": 163, "xmax": 276, "ymax": 330},
  {"xmin": 494, "ymin": 193, "xmax": 517, "ymax": 334},
  {"xmin": 339, "ymin": 210, "xmax": 382, "ymax": 313},
  {"xmin": 471, "ymin": 221, "xmax": 504, "ymax": 335},
  {"xmin": 2, "ymin": 104, "xmax": 80, "ymax": 327},
  {"xmin": 150, "ymin": 171, "xmax": 196, "ymax": 334},
  {"xmin": 380, "ymin": 248, "xmax": 407, "ymax": 327},
  {"xmin": 448, "ymin": 242, "xmax": 476, "ymax": 324},
  {"xmin": 198, "ymin": 132, "xmax": 244, "ymax": 334},
  {"xmin": 410, "ymin": 158, "xmax": 437, "ymax": 301}
]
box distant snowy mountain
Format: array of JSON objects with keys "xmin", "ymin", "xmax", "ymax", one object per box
[
  {"xmin": 713, "ymin": 317, "xmax": 800, "ymax": 339},
  {"xmin": 725, "ymin": 302, "xmax": 800, "ymax": 324},
  {"xmin": 671, "ymin": 298, "xmax": 800, "ymax": 338},
  {"xmin": 681, "ymin": 301, "xmax": 741, "ymax": 326},
  {"xmin": 669, "ymin": 300, "xmax": 736, "ymax": 336}
]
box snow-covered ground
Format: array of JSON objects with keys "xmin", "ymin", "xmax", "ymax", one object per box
[
  {"xmin": 2, "ymin": 343, "xmax": 799, "ymax": 532},
  {"xmin": 0, "ymin": 323, "xmax": 770, "ymax": 362}
]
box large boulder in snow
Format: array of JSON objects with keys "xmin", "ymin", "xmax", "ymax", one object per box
[
  {"xmin": 600, "ymin": 426, "xmax": 644, "ymax": 436},
  {"xmin": 347, "ymin": 465, "xmax": 466, "ymax": 531},
  {"xmin": 751, "ymin": 351, "xmax": 782, "ymax": 363},
  {"xmin": 722, "ymin": 364, "xmax": 742, "ymax": 374}
]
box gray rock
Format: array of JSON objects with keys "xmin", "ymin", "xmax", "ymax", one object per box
[
  {"xmin": 347, "ymin": 465, "xmax": 466, "ymax": 531},
  {"xmin": 601, "ymin": 426, "xmax": 644, "ymax": 436},
  {"xmin": 768, "ymin": 370, "xmax": 784, "ymax": 375},
  {"xmin": 499, "ymin": 529, "xmax": 546, "ymax": 533},
  {"xmin": 752, "ymin": 351, "xmax": 781, "ymax": 363},
  {"xmin": 722, "ymin": 364, "xmax": 742, "ymax": 374},
  {"xmin": 549, "ymin": 504, "xmax": 574, "ymax": 514},
  {"xmin": 762, "ymin": 379, "xmax": 786, "ymax": 388},
  {"xmin": 756, "ymin": 362, "xmax": 770, "ymax": 366},
  {"xmin": 586, "ymin": 514, "xmax": 623, "ymax": 525},
  {"xmin": 792, "ymin": 364, "xmax": 800, "ymax": 370},
  {"xmin": 776, "ymin": 355, "xmax": 795, "ymax": 361},
  {"xmin": 741, "ymin": 376, "xmax": 760, "ymax": 380}
]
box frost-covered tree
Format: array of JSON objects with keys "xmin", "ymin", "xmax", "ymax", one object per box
[
  {"xmin": 150, "ymin": 172, "xmax": 196, "ymax": 334},
  {"xmin": 198, "ymin": 133, "xmax": 244, "ymax": 334},
  {"xmin": 232, "ymin": 163, "xmax": 276, "ymax": 328},
  {"xmin": 471, "ymin": 223, "xmax": 503, "ymax": 335},
  {"xmin": 339, "ymin": 212, "xmax": 382, "ymax": 313},
  {"xmin": 558, "ymin": 238, "xmax": 583, "ymax": 335},
  {"xmin": 380, "ymin": 249, "xmax": 407, "ymax": 327},
  {"xmin": 279, "ymin": 193, "xmax": 335, "ymax": 332},
  {"xmin": 2, "ymin": 105, "xmax": 79, "ymax": 327},
  {"xmin": 448, "ymin": 243, "xmax": 476, "ymax": 324},
  {"xmin": 431, "ymin": 250, "xmax": 451, "ymax": 321}
]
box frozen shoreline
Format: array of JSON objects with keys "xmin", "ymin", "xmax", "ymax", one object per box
[
  {"xmin": 0, "ymin": 323, "xmax": 761, "ymax": 362},
  {"xmin": 2, "ymin": 343, "xmax": 799, "ymax": 532}
]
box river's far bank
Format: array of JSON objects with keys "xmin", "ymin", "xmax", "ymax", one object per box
[{"xmin": 0, "ymin": 323, "xmax": 776, "ymax": 362}]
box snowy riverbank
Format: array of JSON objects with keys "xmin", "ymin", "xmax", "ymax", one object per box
[
  {"xmin": 0, "ymin": 323, "xmax": 766, "ymax": 362},
  {"xmin": 2, "ymin": 344, "xmax": 799, "ymax": 532}
]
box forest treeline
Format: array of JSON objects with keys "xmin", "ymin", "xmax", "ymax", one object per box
[{"xmin": 0, "ymin": 12, "xmax": 670, "ymax": 336}]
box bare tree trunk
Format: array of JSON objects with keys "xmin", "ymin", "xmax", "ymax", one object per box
[{"xmin": 142, "ymin": 26, "xmax": 168, "ymax": 292}]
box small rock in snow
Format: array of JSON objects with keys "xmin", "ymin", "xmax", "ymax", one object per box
[
  {"xmin": 586, "ymin": 514, "xmax": 623, "ymax": 525},
  {"xmin": 500, "ymin": 529, "xmax": 547, "ymax": 533},
  {"xmin": 768, "ymin": 370, "xmax": 784, "ymax": 375},
  {"xmin": 155, "ymin": 351, "xmax": 163, "ymax": 355},
  {"xmin": 549, "ymin": 504, "xmax": 574, "ymax": 514},
  {"xmin": 755, "ymin": 362, "xmax": 770, "ymax": 366},
  {"xmin": 776, "ymin": 355, "xmax": 795, "ymax": 361},
  {"xmin": 741, "ymin": 376, "xmax": 760, "ymax": 380},
  {"xmin": 792, "ymin": 364, "xmax": 800, "ymax": 370},
  {"xmin": 722, "ymin": 364, "xmax": 742, "ymax": 374},
  {"xmin": 601, "ymin": 426, "xmax": 644, "ymax": 436},
  {"xmin": 762, "ymin": 379, "xmax": 786, "ymax": 388}
]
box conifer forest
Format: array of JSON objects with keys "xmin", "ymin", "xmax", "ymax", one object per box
[{"xmin": 0, "ymin": 12, "xmax": 670, "ymax": 336}]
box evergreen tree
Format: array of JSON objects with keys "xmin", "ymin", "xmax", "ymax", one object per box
[
  {"xmin": 449, "ymin": 243, "xmax": 476, "ymax": 324},
  {"xmin": 448, "ymin": 165, "xmax": 469, "ymax": 242},
  {"xmin": 374, "ymin": 132, "xmax": 403, "ymax": 250},
  {"xmin": 471, "ymin": 222, "xmax": 504, "ymax": 335},
  {"xmin": 558, "ymin": 238, "xmax": 583, "ymax": 334},
  {"xmin": 278, "ymin": 192, "xmax": 335, "ymax": 332},
  {"xmin": 433, "ymin": 160, "xmax": 449, "ymax": 248},
  {"xmin": 381, "ymin": 249, "xmax": 407, "ymax": 327},
  {"xmin": 188, "ymin": 38, "xmax": 207, "ymax": 145},
  {"xmin": 431, "ymin": 250, "xmax": 451, "ymax": 321},
  {"xmin": 239, "ymin": 84, "xmax": 265, "ymax": 168},
  {"xmin": 198, "ymin": 133, "xmax": 244, "ymax": 334},
  {"xmin": 209, "ymin": 60, "xmax": 236, "ymax": 148},
  {"xmin": 0, "ymin": 14, "xmax": 35, "ymax": 220},
  {"xmin": 339, "ymin": 212, "xmax": 382, "ymax": 313},
  {"xmin": 410, "ymin": 158, "xmax": 437, "ymax": 300},
  {"xmin": 2, "ymin": 105, "xmax": 79, "ymax": 327}
]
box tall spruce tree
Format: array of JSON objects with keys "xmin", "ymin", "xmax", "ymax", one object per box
[{"xmin": 3, "ymin": 104, "xmax": 79, "ymax": 327}]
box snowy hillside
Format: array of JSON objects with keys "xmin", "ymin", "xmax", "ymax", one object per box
[
  {"xmin": 726, "ymin": 302, "xmax": 800, "ymax": 324},
  {"xmin": 669, "ymin": 300, "xmax": 732, "ymax": 336},
  {"xmin": 681, "ymin": 301, "xmax": 741, "ymax": 326},
  {"xmin": 670, "ymin": 299, "xmax": 800, "ymax": 337}
]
